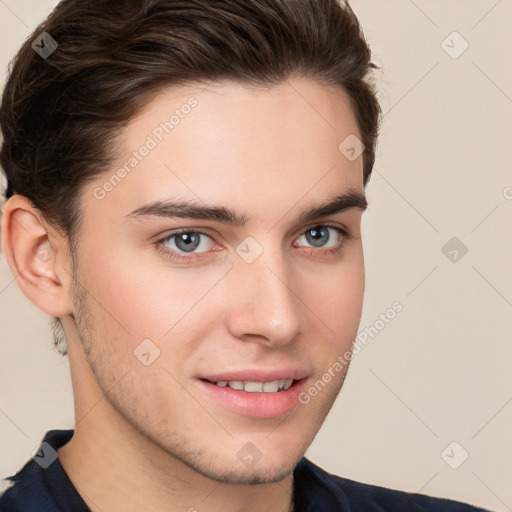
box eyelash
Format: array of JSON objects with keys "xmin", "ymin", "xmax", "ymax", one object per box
[{"xmin": 154, "ymin": 224, "xmax": 351, "ymax": 262}]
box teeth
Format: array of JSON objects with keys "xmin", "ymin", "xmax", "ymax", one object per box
[
  {"xmin": 244, "ymin": 381, "xmax": 264, "ymax": 392},
  {"xmin": 214, "ymin": 379, "xmax": 294, "ymax": 392},
  {"xmin": 263, "ymin": 381, "xmax": 279, "ymax": 393}
]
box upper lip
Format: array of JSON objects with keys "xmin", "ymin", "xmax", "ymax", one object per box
[{"xmin": 199, "ymin": 368, "xmax": 310, "ymax": 383}]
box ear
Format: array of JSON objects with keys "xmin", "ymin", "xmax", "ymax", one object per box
[{"xmin": 1, "ymin": 195, "xmax": 74, "ymax": 317}]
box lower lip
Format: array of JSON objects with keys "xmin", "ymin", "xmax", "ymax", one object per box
[{"xmin": 197, "ymin": 378, "xmax": 308, "ymax": 419}]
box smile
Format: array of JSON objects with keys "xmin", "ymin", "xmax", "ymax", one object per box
[
  {"xmin": 197, "ymin": 374, "xmax": 309, "ymax": 419},
  {"xmin": 211, "ymin": 379, "xmax": 294, "ymax": 393}
]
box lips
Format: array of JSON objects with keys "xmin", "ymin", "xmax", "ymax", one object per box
[{"xmin": 196, "ymin": 368, "xmax": 310, "ymax": 418}]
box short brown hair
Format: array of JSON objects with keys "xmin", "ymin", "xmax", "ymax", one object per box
[{"xmin": 0, "ymin": 0, "xmax": 382, "ymax": 354}]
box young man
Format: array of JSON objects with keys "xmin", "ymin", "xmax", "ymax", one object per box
[{"xmin": 0, "ymin": 1, "xmax": 493, "ymax": 511}]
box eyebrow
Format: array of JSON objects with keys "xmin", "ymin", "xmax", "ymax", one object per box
[{"xmin": 126, "ymin": 189, "xmax": 367, "ymax": 226}]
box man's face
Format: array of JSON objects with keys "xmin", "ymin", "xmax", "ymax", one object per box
[{"xmin": 67, "ymin": 78, "xmax": 366, "ymax": 484}]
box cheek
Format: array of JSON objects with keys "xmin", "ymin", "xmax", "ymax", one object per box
[
  {"xmin": 305, "ymin": 248, "xmax": 365, "ymax": 332},
  {"xmin": 82, "ymin": 240, "xmax": 228, "ymax": 342}
]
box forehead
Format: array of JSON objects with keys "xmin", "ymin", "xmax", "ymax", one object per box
[{"xmin": 83, "ymin": 78, "xmax": 364, "ymax": 226}]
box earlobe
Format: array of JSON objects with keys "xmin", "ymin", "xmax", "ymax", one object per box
[{"xmin": 1, "ymin": 195, "xmax": 73, "ymax": 317}]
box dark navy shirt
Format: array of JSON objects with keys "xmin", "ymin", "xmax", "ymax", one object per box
[{"xmin": 0, "ymin": 429, "xmax": 493, "ymax": 511}]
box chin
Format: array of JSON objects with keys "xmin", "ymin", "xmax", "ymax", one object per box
[
  {"xmin": 173, "ymin": 441, "xmax": 303, "ymax": 486},
  {"xmin": 201, "ymin": 457, "xmax": 298, "ymax": 486}
]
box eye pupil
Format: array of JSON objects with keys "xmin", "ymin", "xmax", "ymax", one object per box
[
  {"xmin": 175, "ymin": 232, "xmax": 200, "ymax": 252},
  {"xmin": 306, "ymin": 227, "xmax": 329, "ymax": 247}
]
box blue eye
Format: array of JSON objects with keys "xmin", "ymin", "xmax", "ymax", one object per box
[
  {"xmin": 155, "ymin": 225, "xmax": 350, "ymax": 262},
  {"xmin": 157, "ymin": 230, "xmax": 214, "ymax": 259},
  {"xmin": 295, "ymin": 226, "xmax": 343, "ymax": 249},
  {"xmin": 170, "ymin": 232, "xmax": 206, "ymax": 252}
]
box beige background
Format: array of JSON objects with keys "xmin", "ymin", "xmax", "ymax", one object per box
[{"xmin": 0, "ymin": 1, "xmax": 511, "ymax": 510}]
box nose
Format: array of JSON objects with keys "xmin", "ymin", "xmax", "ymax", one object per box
[{"xmin": 225, "ymin": 247, "xmax": 306, "ymax": 347}]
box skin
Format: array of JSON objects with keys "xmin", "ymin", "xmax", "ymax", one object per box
[{"xmin": 1, "ymin": 77, "xmax": 367, "ymax": 512}]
